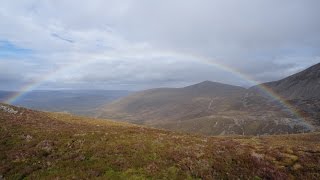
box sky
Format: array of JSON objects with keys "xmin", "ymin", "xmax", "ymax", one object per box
[{"xmin": 0, "ymin": 0, "xmax": 320, "ymax": 91}]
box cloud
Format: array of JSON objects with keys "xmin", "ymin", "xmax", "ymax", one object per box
[
  {"xmin": 0, "ymin": 0, "xmax": 319, "ymax": 90},
  {"xmin": 51, "ymin": 33, "xmax": 74, "ymax": 43}
]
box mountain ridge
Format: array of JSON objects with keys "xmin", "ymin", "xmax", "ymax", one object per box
[
  {"xmin": 96, "ymin": 63, "xmax": 320, "ymax": 135},
  {"xmin": 250, "ymin": 63, "xmax": 320, "ymax": 99}
]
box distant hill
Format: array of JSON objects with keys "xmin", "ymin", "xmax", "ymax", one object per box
[
  {"xmin": 96, "ymin": 63, "xmax": 320, "ymax": 135},
  {"xmin": 1, "ymin": 103, "xmax": 320, "ymax": 179},
  {"xmin": 96, "ymin": 81, "xmax": 246, "ymax": 125},
  {"xmin": 0, "ymin": 90, "xmax": 131, "ymax": 116},
  {"xmin": 2, "ymin": 63, "xmax": 319, "ymax": 136},
  {"xmin": 0, "ymin": 91, "xmax": 13, "ymax": 102}
]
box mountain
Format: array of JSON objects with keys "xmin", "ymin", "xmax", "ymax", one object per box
[
  {"xmin": 0, "ymin": 90, "xmax": 131, "ymax": 116},
  {"xmin": 248, "ymin": 63, "xmax": 320, "ymax": 126},
  {"xmin": 1, "ymin": 103, "xmax": 320, "ymax": 179},
  {"xmin": 96, "ymin": 81, "xmax": 247, "ymax": 125},
  {"xmin": 249, "ymin": 63, "xmax": 320, "ymax": 100},
  {"xmin": 96, "ymin": 64, "xmax": 320, "ymax": 135}
]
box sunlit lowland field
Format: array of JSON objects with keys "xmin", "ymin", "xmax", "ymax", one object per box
[{"xmin": 1, "ymin": 103, "xmax": 319, "ymax": 179}]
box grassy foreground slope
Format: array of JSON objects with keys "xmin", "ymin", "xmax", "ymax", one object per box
[{"xmin": 0, "ymin": 103, "xmax": 320, "ymax": 179}]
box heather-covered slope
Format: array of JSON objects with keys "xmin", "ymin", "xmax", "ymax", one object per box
[{"xmin": 1, "ymin": 103, "xmax": 320, "ymax": 179}]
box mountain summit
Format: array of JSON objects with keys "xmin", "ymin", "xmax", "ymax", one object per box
[{"xmin": 182, "ymin": 81, "xmax": 246, "ymax": 96}]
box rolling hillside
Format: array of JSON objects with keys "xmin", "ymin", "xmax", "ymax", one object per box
[
  {"xmin": 96, "ymin": 64, "xmax": 320, "ymax": 136},
  {"xmin": 1, "ymin": 103, "xmax": 320, "ymax": 179},
  {"xmin": 96, "ymin": 81, "xmax": 246, "ymax": 124}
]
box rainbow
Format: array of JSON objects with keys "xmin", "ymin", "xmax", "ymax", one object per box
[
  {"xmin": 4, "ymin": 54, "xmax": 114, "ymax": 104},
  {"xmin": 4, "ymin": 67, "xmax": 62, "ymax": 104},
  {"xmin": 3, "ymin": 50, "xmax": 304, "ymax": 120}
]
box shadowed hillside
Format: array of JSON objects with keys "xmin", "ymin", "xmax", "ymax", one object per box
[
  {"xmin": 96, "ymin": 81, "xmax": 247, "ymax": 124},
  {"xmin": 248, "ymin": 63, "xmax": 320, "ymax": 127},
  {"xmin": 1, "ymin": 103, "xmax": 320, "ymax": 179},
  {"xmin": 96, "ymin": 85, "xmax": 316, "ymax": 136},
  {"xmin": 249, "ymin": 63, "xmax": 320, "ymax": 100}
]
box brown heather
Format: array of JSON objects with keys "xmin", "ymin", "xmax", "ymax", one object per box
[{"xmin": 0, "ymin": 103, "xmax": 320, "ymax": 179}]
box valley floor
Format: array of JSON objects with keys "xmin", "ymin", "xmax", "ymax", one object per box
[{"xmin": 0, "ymin": 104, "xmax": 320, "ymax": 179}]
